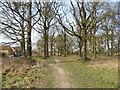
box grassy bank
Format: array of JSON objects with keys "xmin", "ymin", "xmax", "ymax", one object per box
[
  {"xmin": 60, "ymin": 55, "xmax": 118, "ymax": 88},
  {"xmin": 33, "ymin": 56, "xmax": 55, "ymax": 88},
  {"xmin": 2, "ymin": 57, "xmax": 55, "ymax": 88}
]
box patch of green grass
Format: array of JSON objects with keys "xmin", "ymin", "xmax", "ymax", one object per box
[
  {"xmin": 34, "ymin": 76, "xmax": 42, "ymax": 79},
  {"xmin": 42, "ymin": 66, "xmax": 55, "ymax": 88},
  {"xmin": 61, "ymin": 58, "xmax": 118, "ymax": 88},
  {"xmin": 14, "ymin": 78, "xmax": 21, "ymax": 82},
  {"xmin": 19, "ymin": 73, "xmax": 28, "ymax": 78},
  {"xmin": 2, "ymin": 78, "xmax": 6, "ymax": 82},
  {"xmin": 7, "ymin": 74, "xmax": 14, "ymax": 78},
  {"xmin": 33, "ymin": 56, "xmax": 55, "ymax": 63},
  {"xmin": 2, "ymin": 73, "xmax": 26, "ymax": 88}
]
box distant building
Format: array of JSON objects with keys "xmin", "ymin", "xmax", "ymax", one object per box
[{"xmin": 0, "ymin": 45, "xmax": 21, "ymax": 57}]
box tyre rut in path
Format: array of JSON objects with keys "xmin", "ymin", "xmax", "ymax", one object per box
[{"xmin": 49, "ymin": 59, "xmax": 72, "ymax": 88}]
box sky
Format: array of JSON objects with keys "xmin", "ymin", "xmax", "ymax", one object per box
[{"xmin": 0, "ymin": 34, "xmax": 11, "ymax": 44}]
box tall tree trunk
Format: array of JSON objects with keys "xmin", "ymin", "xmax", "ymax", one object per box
[
  {"xmin": 106, "ymin": 26, "xmax": 110, "ymax": 56},
  {"xmin": 21, "ymin": 17, "xmax": 26, "ymax": 57},
  {"xmin": 93, "ymin": 6, "xmax": 97, "ymax": 59},
  {"xmin": 44, "ymin": 36, "xmax": 47, "ymax": 59},
  {"xmin": 83, "ymin": 21, "xmax": 88, "ymax": 61},
  {"xmin": 107, "ymin": 35, "xmax": 110, "ymax": 56},
  {"xmin": 43, "ymin": 15, "xmax": 49, "ymax": 59},
  {"xmin": 54, "ymin": 44, "xmax": 56, "ymax": 55},
  {"xmin": 78, "ymin": 40, "xmax": 82, "ymax": 57},
  {"xmin": 84, "ymin": 29, "xmax": 87, "ymax": 61},
  {"xmin": 107, "ymin": 40, "xmax": 110, "ymax": 56},
  {"xmin": 84, "ymin": 39, "xmax": 87, "ymax": 60},
  {"xmin": 21, "ymin": 39, "xmax": 25, "ymax": 56},
  {"xmin": 89, "ymin": 29, "xmax": 93, "ymax": 56},
  {"xmin": 82, "ymin": 3, "xmax": 88, "ymax": 61},
  {"xmin": 93, "ymin": 36, "xmax": 97, "ymax": 58},
  {"xmin": 63, "ymin": 31, "xmax": 67, "ymax": 57},
  {"xmin": 27, "ymin": 2, "xmax": 32, "ymax": 59},
  {"xmin": 46, "ymin": 33, "xmax": 49, "ymax": 57},
  {"xmin": 50, "ymin": 44, "xmax": 53, "ymax": 56},
  {"xmin": 93, "ymin": 28, "xmax": 97, "ymax": 59},
  {"xmin": 50, "ymin": 40, "xmax": 53, "ymax": 56},
  {"xmin": 111, "ymin": 30, "xmax": 114, "ymax": 56},
  {"xmin": 111, "ymin": 40, "xmax": 113, "ymax": 56},
  {"xmin": 98, "ymin": 42, "xmax": 101, "ymax": 55},
  {"xmin": 44, "ymin": 30, "xmax": 47, "ymax": 59}
]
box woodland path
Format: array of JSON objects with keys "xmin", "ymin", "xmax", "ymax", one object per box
[{"xmin": 49, "ymin": 57, "xmax": 74, "ymax": 88}]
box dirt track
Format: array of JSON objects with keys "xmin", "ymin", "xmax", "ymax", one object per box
[{"xmin": 49, "ymin": 58, "xmax": 73, "ymax": 88}]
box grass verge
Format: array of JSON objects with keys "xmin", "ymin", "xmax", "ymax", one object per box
[
  {"xmin": 60, "ymin": 56, "xmax": 118, "ymax": 88},
  {"xmin": 33, "ymin": 56, "xmax": 55, "ymax": 64}
]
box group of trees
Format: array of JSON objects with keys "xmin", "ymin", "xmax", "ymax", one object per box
[
  {"xmin": 0, "ymin": 2, "xmax": 39, "ymax": 59},
  {"xmin": 0, "ymin": 1, "xmax": 119, "ymax": 61}
]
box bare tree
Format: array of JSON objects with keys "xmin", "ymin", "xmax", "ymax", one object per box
[
  {"xmin": 0, "ymin": 2, "xmax": 27, "ymax": 56},
  {"xmin": 35, "ymin": 2, "xmax": 58, "ymax": 59},
  {"xmin": 56, "ymin": 2, "xmax": 104, "ymax": 60}
]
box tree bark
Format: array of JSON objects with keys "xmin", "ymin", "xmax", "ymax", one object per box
[
  {"xmin": 84, "ymin": 39, "xmax": 87, "ymax": 60},
  {"xmin": 54, "ymin": 44, "xmax": 56, "ymax": 55},
  {"xmin": 84, "ymin": 28, "xmax": 87, "ymax": 61},
  {"xmin": 93, "ymin": 36, "xmax": 97, "ymax": 58},
  {"xmin": 106, "ymin": 29, "xmax": 110, "ymax": 56},
  {"xmin": 46, "ymin": 33, "xmax": 49, "ymax": 57},
  {"xmin": 50, "ymin": 43, "xmax": 53, "ymax": 56},
  {"xmin": 63, "ymin": 31, "xmax": 67, "ymax": 57},
  {"xmin": 98, "ymin": 42, "xmax": 101, "ymax": 55},
  {"xmin": 50, "ymin": 35, "xmax": 54, "ymax": 56},
  {"xmin": 27, "ymin": 2, "xmax": 32, "ymax": 60},
  {"xmin": 111, "ymin": 30, "xmax": 114, "ymax": 56},
  {"xmin": 93, "ymin": 28, "xmax": 97, "ymax": 59},
  {"xmin": 78, "ymin": 40, "xmax": 82, "ymax": 57},
  {"xmin": 21, "ymin": 16, "xmax": 26, "ymax": 57},
  {"xmin": 44, "ymin": 29, "xmax": 47, "ymax": 59}
]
